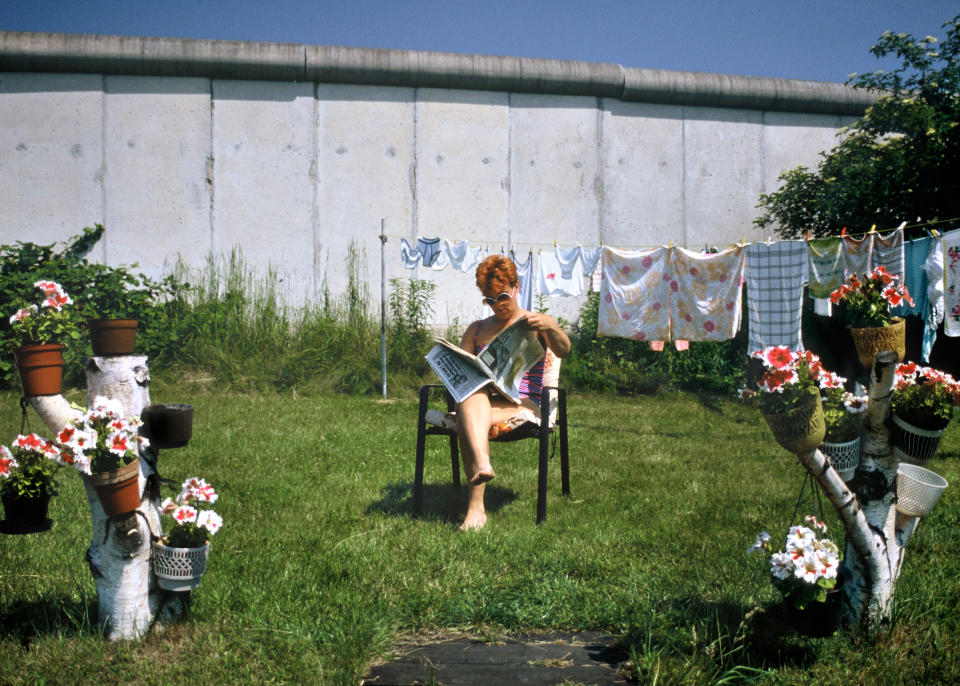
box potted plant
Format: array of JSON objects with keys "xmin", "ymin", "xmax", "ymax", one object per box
[
  {"xmin": 747, "ymin": 346, "xmax": 826, "ymax": 454},
  {"xmin": 0, "ymin": 433, "xmax": 64, "ymax": 534},
  {"xmin": 84, "ymin": 270, "xmax": 154, "ymax": 356},
  {"xmin": 819, "ymin": 371, "xmax": 866, "ymax": 480},
  {"xmin": 56, "ymin": 395, "xmax": 148, "ymax": 516},
  {"xmin": 889, "ymin": 362, "xmax": 960, "ymax": 464},
  {"xmin": 830, "ymin": 265, "xmax": 913, "ymax": 368},
  {"xmin": 153, "ymin": 476, "xmax": 223, "ymax": 591},
  {"xmin": 8, "ymin": 280, "xmax": 81, "ymax": 396},
  {"xmin": 748, "ymin": 515, "xmax": 844, "ymax": 636},
  {"xmin": 141, "ymin": 403, "xmax": 194, "ymax": 449}
]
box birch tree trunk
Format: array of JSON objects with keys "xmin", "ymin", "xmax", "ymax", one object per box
[
  {"xmin": 792, "ymin": 350, "xmax": 922, "ymax": 635},
  {"xmin": 28, "ymin": 355, "xmax": 187, "ymax": 640}
]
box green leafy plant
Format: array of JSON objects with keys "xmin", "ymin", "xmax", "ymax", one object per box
[
  {"xmin": 829, "ymin": 265, "xmax": 913, "ymax": 328},
  {"xmin": 0, "ymin": 433, "xmax": 64, "ymax": 500},
  {"xmin": 821, "ymin": 385, "xmax": 866, "ymax": 443},
  {"xmin": 7, "ymin": 280, "xmax": 82, "ymax": 348},
  {"xmin": 891, "ymin": 361, "xmax": 960, "ymax": 430},
  {"xmin": 159, "ymin": 477, "xmax": 223, "ymax": 548}
]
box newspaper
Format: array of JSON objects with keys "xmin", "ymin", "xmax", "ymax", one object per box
[{"xmin": 425, "ymin": 316, "xmax": 546, "ymax": 404}]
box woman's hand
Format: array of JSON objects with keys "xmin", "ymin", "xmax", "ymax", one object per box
[{"xmin": 519, "ymin": 313, "xmax": 571, "ymax": 357}]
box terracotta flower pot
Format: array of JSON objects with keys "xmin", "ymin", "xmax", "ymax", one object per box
[
  {"xmin": 141, "ymin": 404, "xmax": 194, "ymax": 449},
  {"xmin": 152, "ymin": 540, "xmax": 210, "ymax": 591},
  {"xmin": 849, "ymin": 317, "xmax": 905, "ymax": 369},
  {"xmin": 762, "ymin": 394, "xmax": 826, "ymax": 454},
  {"xmin": 13, "ymin": 343, "xmax": 64, "ymax": 397},
  {"xmin": 0, "ymin": 491, "xmax": 53, "ymax": 535},
  {"xmin": 88, "ymin": 458, "xmax": 141, "ymax": 516},
  {"xmin": 88, "ymin": 319, "xmax": 138, "ymax": 356}
]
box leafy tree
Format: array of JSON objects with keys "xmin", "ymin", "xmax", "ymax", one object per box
[{"xmin": 756, "ymin": 14, "xmax": 960, "ymax": 239}]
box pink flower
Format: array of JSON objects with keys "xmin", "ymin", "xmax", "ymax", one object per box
[
  {"xmin": 726, "ymin": 301, "xmax": 735, "ymax": 311},
  {"xmin": 670, "ymin": 280, "xmax": 678, "ymax": 292},
  {"xmin": 763, "ymin": 346, "xmax": 794, "ymax": 370},
  {"xmin": 604, "ymin": 293, "xmax": 612, "ymax": 303},
  {"xmin": 173, "ymin": 506, "xmax": 197, "ymax": 524},
  {"xmin": 689, "ymin": 267, "xmax": 698, "ymax": 276},
  {"xmin": 641, "ymin": 256, "xmax": 653, "ymax": 269},
  {"xmin": 634, "ymin": 331, "xmax": 646, "ymax": 341},
  {"xmin": 108, "ymin": 432, "xmax": 130, "ymax": 456},
  {"xmin": 703, "ymin": 321, "xmax": 715, "ymax": 332},
  {"xmin": 652, "ymin": 302, "xmax": 662, "ymax": 311},
  {"xmin": 719, "ymin": 273, "xmax": 728, "ymax": 282},
  {"xmin": 621, "ymin": 265, "xmax": 630, "ymax": 275},
  {"xmin": 0, "ymin": 447, "xmax": 18, "ymax": 478}
]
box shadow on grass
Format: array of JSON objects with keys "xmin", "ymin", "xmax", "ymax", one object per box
[
  {"xmin": 0, "ymin": 594, "xmax": 99, "ymax": 645},
  {"xmin": 366, "ymin": 480, "xmax": 519, "ymax": 525}
]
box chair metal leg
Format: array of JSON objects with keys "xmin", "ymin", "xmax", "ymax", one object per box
[
  {"xmin": 559, "ymin": 389, "xmax": 570, "ymax": 496},
  {"xmin": 413, "ymin": 386, "xmax": 430, "ymax": 517},
  {"xmin": 444, "ymin": 390, "xmax": 461, "ymax": 487},
  {"xmin": 536, "ymin": 389, "xmax": 552, "ymax": 524}
]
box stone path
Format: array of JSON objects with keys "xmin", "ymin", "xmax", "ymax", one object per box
[{"xmin": 363, "ymin": 630, "xmax": 633, "ymax": 685}]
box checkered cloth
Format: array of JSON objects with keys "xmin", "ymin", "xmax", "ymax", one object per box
[{"xmin": 746, "ymin": 241, "xmax": 807, "ymax": 352}]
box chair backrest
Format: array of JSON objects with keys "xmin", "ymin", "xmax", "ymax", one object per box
[{"xmin": 541, "ymin": 349, "xmax": 561, "ymax": 426}]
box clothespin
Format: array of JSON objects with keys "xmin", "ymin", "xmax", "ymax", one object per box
[
  {"xmin": 841, "ymin": 227, "xmax": 847, "ymax": 238},
  {"xmin": 805, "ymin": 231, "xmax": 810, "ymax": 241},
  {"xmin": 740, "ymin": 235, "xmax": 746, "ymax": 247},
  {"xmin": 668, "ymin": 240, "xmax": 674, "ymax": 248},
  {"xmin": 869, "ymin": 224, "xmax": 877, "ymax": 233},
  {"xmin": 897, "ymin": 221, "xmax": 907, "ymax": 231},
  {"xmin": 553, "ymin": 238, "xmax": 557, "ymax": 247}
]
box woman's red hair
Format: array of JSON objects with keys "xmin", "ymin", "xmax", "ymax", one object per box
[{"xmin": 475, "ymin": 255, "xmax": 518, "ymax": 292}]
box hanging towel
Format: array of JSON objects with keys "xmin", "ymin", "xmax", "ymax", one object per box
[
  {"xmin": 923, "ymin": 235, "xmax": 944, "ymax": 360},
  {"xmin": 555, "ymin": 245, "xmax": 582, "ymax": 279},
  {"xmin": 539, "ymin": 252, "xmax": 583, "ymax": 297},
  {"xmin": 445, "ymin": 240, "xmax": 486, "ymax": 273},
  {"xmin": 892, "ymin": 234, "xmax": 932, "ymax": 319},
  {"xmin": 579, "ymin": 246, "xmax": 602, "ymax": 278},
  {"xmin": 746, "ymin": 241, "xmax": 807, "ymax": 352},
  {"xmin": 807, "ymin": 237, "xmax": 844, "ymax": 299},
  {"xmin": 671, "ymin": 245, "xmax": 746, "ymax": 342},
  {"xmin": 943, "ymin": 229, "xmax": 960, "ymax": 337},
  {"xmin": 511, "ymin": 250, "xmax": 535, "ymax": 311},
  {"xmin": 842, "ymin": 232, "xmax": 873, "ymax": 278},
  {"xmin": 872, "ymin": 227, "xmax": 905, "ymax": 280},
  {"xmin": 597, "ymin": 246, "xmax": 672, "ymax": 341}
]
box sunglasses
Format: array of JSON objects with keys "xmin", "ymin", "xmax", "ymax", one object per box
[{"xmin": 482, "ymin": 292, "xmax": 513, "ymax": 306}]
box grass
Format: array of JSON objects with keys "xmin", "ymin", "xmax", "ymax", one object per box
[{"xmin": 2, "ymin": 379, "xmax": 960, "ymax": 685}]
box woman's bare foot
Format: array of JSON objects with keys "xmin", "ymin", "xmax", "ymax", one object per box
[
  {"xmin": 460, "ymin": 508, "xmax": 488, "ymax": 531},
  {"xmin": 470, "ymin": 466, "xmax": 495, "ymax": 485}
]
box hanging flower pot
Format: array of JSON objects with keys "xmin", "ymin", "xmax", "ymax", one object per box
[
  {"xmin": 0, "ymin": 492, "xmax": 53, "ymax": 535},
  {"xmin": 13, "ymin": 343, "xmax": 64, "ymax": 397},
  {"xmin": 822, "ymin": 436, "xmax": 860, "ymax": 481},
  {"xmin": 896, "ymin": 463, "xmax": 948, "ymax": 517},
  {"xmin": 849, "ymin": 317, "xmax": 906, "ymax": 369},
  {"xmin": 783, "ymin": 571, "xmax": 847, "ymax": 638},
  {"xmin": 890, "ymin": 414, "xmax": 946, "ymax": 465},
  {"xmin": 88, "ymin": 458, "xmax": 141, "ymax": 516},
  {"xmin": 141, "ymin": 404, "xmax": 193, "ymax": 449},
  {"xmin": 152, "ymin": 540, "xmax": 210, "ymax": 591},
  {"xmin": 762, "ymin": 394, "xmax": 826, "ymax": 454},
  {"xmin": 88, "ymin": 319, "xmax": 138, "ymax": 356}
]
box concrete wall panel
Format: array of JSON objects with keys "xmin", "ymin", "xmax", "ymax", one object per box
[
  {"xmin": 682, "ymin": 108, "xmax": 765, "ymax": 246},
  {"xmin": 600, "ymin": 100, "xmax": 685, "ymax": 248},
  {"xmin": 0, "ymin": 73, "xmax": 104, "ymax": 249},
  {"xmin": 211, "ymin": 80, "xmax": 314, "ymax": 300},
  {"xmin": 315, "ymin": 84, "xmax": 415, "ymax": 301},
  {"xmin": 104, "ymin": 75, "xmax": 210, "ymax": 278}
]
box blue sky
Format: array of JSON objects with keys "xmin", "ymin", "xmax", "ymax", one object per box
[{"xmin": 3, "ymin": 1, "xmax": 959, "ymax": 83}]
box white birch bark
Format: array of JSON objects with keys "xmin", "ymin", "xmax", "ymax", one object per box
[
  {"xmin": 27, "ymin": 355, "xmax": 186, "ymax": 640},
  {"xmin": 792, "ymin": 351, "xmax": 922, "ymax": 635}
]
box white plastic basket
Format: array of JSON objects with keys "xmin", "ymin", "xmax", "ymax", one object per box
[
  {"xmin": 891, "ymin": 414, "xmax": 946, "ymax": 465},
  {"xmin": 896, "ymin": 463, "xmax": 948, "ymax": 517},
  {"xmin": 152, "ymin": 540, "xmax": 210, "ymax": 591},
  {"xmin": 822, "ymin": 437, "xmax": 860, "ymax": 480}
]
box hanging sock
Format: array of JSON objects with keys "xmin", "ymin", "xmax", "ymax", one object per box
[
  {"xmin": 539, "ymin": 252, "xmax": 583, "ymax": 297},
  {"xmin": 670, "ymin": 245, "xmax": 746, "ymax": 342},
  {"xmin": 649, "ymin": 340, "xmax": 665, "ymax": 351},
  {"xmin": 445, "ymin": 240, "xmax": 486, "ymax": 272},
  {"xmin": 579, "ymin": 246, "xmax": 602, "ymax": 278},
  {"xmin": 746, "ymin": 241, "xmax": 806, "ymax": 352},
  {"xmin": 842, "ymin": 232, "xmax": 873, "ymax": 278},
  {"xmin": 941, "ymin": 229, "xmax": 960, "ymax": 338},
  {"xmin": 873, "ymin": 226, "xmax": 905, "ymax": 281},
  {"xmin": 555, "ymin": 244, "xmax": 582, "ymax": 279},
  {"xmin": 674, "ymin": 339, "xmax": 690, "ymax": 351},
  {"xmin": 597, "ymin": 246, "xmax": 671, "ymax": 341}
]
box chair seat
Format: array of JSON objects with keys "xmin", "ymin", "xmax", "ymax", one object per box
[{"xmin": 424, "ymin": 407, "xmax": 545, "ymax": 441}]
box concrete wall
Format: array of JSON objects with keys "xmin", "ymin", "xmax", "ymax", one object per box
[{"xmin": 0, "ymin": 32, "xmax": 869, "ymax": 326}]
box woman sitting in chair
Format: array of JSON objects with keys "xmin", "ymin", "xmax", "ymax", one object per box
[{"xmin": 457, "ymin": 255, "xmax": 570, "ymax": 530}]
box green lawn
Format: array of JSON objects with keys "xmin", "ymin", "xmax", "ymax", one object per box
[{"xmin": 1, "ymin": 380, "xmax": 959, "ymax": 685}]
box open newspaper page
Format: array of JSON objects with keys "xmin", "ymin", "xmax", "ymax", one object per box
[{"xmin": 425, "ymin": 318, "xmax": 545, "ymax": 404}]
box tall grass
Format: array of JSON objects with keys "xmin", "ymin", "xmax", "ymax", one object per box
[{"xmin": 1, "ymin": 385, "xmax": 958, "ymax": 684}]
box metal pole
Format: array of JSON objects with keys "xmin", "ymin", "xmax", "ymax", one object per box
[{"xmin": 380, "ymin": 219, "xmax": 387, "ymax": 398}]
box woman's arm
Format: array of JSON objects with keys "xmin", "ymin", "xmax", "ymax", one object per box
[
  {"xmin": 521, "ymin": 312, "xmax": 571, "ymax": 358},
  {"xmin": 459, "ymin": 319, "xmax": 482, "ymax": 354}
]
